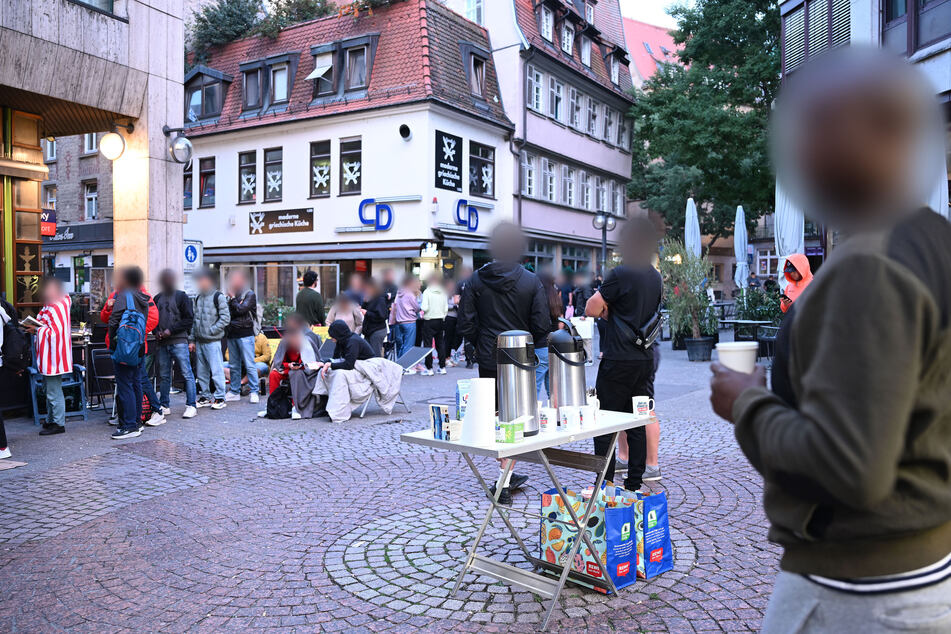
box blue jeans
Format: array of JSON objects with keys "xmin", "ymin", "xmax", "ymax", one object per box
[
  {"xmin": 226, "ymin": 336, "xmax": 260, "ymax": 394},
  {"xmin": 195, "ymin": 340, "xmax": 226, "ymax": 400},
  {"xmin": 392, "ymin": 322, "xmax": 416, "ymax": 359},
  {"xmin": 43, "ymin": 373, "xmax": 66, "ymax": 428},
  {"xmin": 535, "ymin": 347, "xmax": 550, "ymax": 401},
  {"xmin": 115, "ymin": 361, "xmax": 143, "ymax": 432},
  {"xmin": 139, "ymin": 361, "xmax": 161, "ymax": 413},
  {"xmin": 156, "ymin": 342, "xmax": 197, "ymax": 408}
]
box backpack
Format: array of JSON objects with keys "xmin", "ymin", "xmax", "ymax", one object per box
[
  {"xmin": 112, "ymin": 291, "xmax": 146, "ymax": 366},
  {"xmin": 1, "ymin": 317, "xmax": 30, "ymax": 374},
  {"xmin": 265, "ymin": 383, "xmax": 292, "ymax": 419}
]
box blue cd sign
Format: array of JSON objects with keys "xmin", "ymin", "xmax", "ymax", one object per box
[
  {"xmin": 358, "ymin": 198, "xmax": 394, "ymax": 231},
  {"xmin": 455, "ymin": 199, "xmax": 479, "ymax": 232}
]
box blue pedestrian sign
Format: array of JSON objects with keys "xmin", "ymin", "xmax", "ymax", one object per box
[{"xmin": 185, "ymin": 244, "xmax": 198, "ymax": 264}]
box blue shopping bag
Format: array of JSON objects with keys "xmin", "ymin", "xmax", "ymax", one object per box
[{"xmin": 635, "ymin": 491, "xmax": 674, "ymax": 579}]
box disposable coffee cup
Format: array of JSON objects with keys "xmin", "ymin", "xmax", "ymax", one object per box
[{"xmin": 715, "ymin": 342, "xmax": 759, "ymax": 374}]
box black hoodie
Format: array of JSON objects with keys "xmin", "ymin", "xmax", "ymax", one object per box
[
  {"xmin": 458, "ymin": 261, "xmax": 550, "ymax": 368},
  {"xmin": 328, "ymin": 320, "xmax": 375, "ymax": 370}
]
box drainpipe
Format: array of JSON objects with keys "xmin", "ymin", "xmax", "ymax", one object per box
[{"xmin": 511, "ymin": 48, "xmax": 538, "ymax": 228}]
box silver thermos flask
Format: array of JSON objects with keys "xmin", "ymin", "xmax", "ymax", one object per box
[
  {"xmin": 496, "ymin": 330, "xmax": 540, "ymax": 436},
  {"xmin": 548, "ymin": 318, "xmax": 588, "ymax": 409}
]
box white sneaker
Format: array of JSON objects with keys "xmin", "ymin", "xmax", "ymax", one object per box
[
  {"xmin": 421, "ymin": 369, "xmax": 434, "ymax": 376},
  {"xmin": 160, "ymin": 406, "xmax": 171, "ymax": 416},
  {"xmin": 249, "ymin": 392, "xmax": 259, "ymax": 404},
  {"xmin": 145, "ymin": 411, "xmax": 166, "ymax": 426},
  {"xmin": 257, "ymin": 410, "xmax": 268, "ymax": 418},
  {"xmin": 403, "ymin": 369, "xmax": 417, "ymax": 375},
  {"xmin": 211, "ymin": 399, "xmax": 227, "ymax": 410},
  {"xmin": 436, "ymin": 368, "xmax": 447, "ymax": 375},
  {"xmin": 291, "ymin": 407, "xmax": 302, "ymax": 420},
  {"xmin": 182, "ymin": 406, "xmax": 198, "ymax": 419},
  {"xmin": 224, "ymin": 392, "xmax": 241, "ymax": 402},
  {"xmin": 0, "ymin": 447, "xmax": 11, "ymax": 459}
]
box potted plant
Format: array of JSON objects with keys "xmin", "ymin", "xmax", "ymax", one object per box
[
  {"xmin": 660, "ymin": 239, "xmax": 718, "ymax": 361},
  {"xmin": 261, "ymin": 297, "xmax": 290, "ymax": 328}
]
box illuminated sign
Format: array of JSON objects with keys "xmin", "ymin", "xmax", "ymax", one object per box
[
  {"xmin": 358, "ymin": 198, "xmax": 394, "ymax": 231},
  {"xmin": 455, "ymin": 199, "xmax": 479, "ymax": 232}
]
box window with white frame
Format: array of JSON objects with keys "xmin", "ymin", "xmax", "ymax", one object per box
[
  {"xmin": 469, "ymin": 54, "xmax": 487, "ymax": 97},
  {"xmin": 310, "ymin": 52, "xmax": 335, "ymax": 97},
  {"xmin": 603, "ymin": 108, "xmax": 616, "ymax": 143},
  {"xmin": 581, "ymin": 36, "xmax": 591, "ymax": 66},
  {"xmin": 83, "ymin": 133, "xmax": 97, "ymax": 154},
  {"xmin": 345, "ymin": 46, "xmax": 368, "ymax": 90},
  {"xmin": 567, "ymin": 87, "xmax": 583, "ymax": 129},
  {"xmin": 264, "ymin": 147, "xmax": 283, "ymax": 202},
  {"xmin": 44, "ymin": 185, "xmax": 57, "ymax": 210},
  {"xmin": 611, "ymin": 56, "xmax": 620, "ymax": 84},
  {"xmin": 613, "ymin": 181, "xmax": 624, "ymax": 215},
  {"xmin": 579, "ymin": 171, "xmax": 591, "ymax": 209},
  {"xmin": 465, "ymin": 0, "xmax": 484, "ymax": 25},
  {"xmin": 585, "ymin": 2, "xmax": 595, "ymax": 23},
  {"xmin": 469, "ymin": 141, "xmax": 495, "ymax": 198},
  {"xmin": 587, "ymin": 98, "xmax": 599, "ymax": 136},
  {"xmin": 238, "ymin": 150, "xmax": 256, "ymax": 203},
  {"xmin": 244, "ymin": 68, "xmax": 262, "ymax": 109},
  {"xmin": 527, "ymin": 65, "xmax": 544, "ymax": 112},
  {"xmin": 540, "ymin": 6, "xmax": 554, "ymax": 41},
  {"xmin": 44, "ymin": 138, "xmax": 56, "ymax": 161},
  {"xmin": 562, "ymin": 245, "xmax": 591, "ymax": 272},
  {"xmin": 310, "ymin": 140, "xmax": 332, "ymax": 197},
  {"xmin": 270, "ymin": 64, "xmax": 289, "ymax": 103},
  {"xmin": 617, "ymin": 118, "xmax": 629, "ymax": 149},
  {"xmin": 525, "ymin": 240, "xmax": 554, "ymax": 271},
  {"xmin": 83, "ymin": 182, "xmax": 98, "ymax": 219},
  {"xmin": 562, "ymin": 166, "xmax": 575, "ymax": 207},
  {"xmin": 561, "ymin": 23, "xmax": 574, "ymax": 55},
  {"xmin": 340, "ymin": 138, "xmax": 362, "ymax": 194},
  {"xmin": 595, "ymin": 176, "xmax": 606, "ymax": 211},
  {"xmin": 543, "ymin": 159, "xmax": 557, "ymax": 202},
  {"xmin": 520, "ymin": 152, "xmax": 536, "ymax": 197},
  {"xmin": 548, "ymin": 77, "xmax": 564, "ymax": 122}
]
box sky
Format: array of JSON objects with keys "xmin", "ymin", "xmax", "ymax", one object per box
[{"xmin": 617, "ymin": 0, "xmax": 687, "ymax": 28}]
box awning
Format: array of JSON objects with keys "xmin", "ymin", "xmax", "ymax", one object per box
[
  {"xmin": 306, "ymin": 52, "xmax": 333, "ymax": 80},
  {"xmin": 442, "ymin": 236, "xmax": 489, "ymax": 251},
  {"xmin": 203, "ymin": 240, "xmax": 425, "ymax": 263},
  {"xmin": 43, "ymin": 241, "xmax": 113, "ymax": 253},
  {"xmin": 0, "ymin": 157, "xmax": 49, "ymax": 181}
]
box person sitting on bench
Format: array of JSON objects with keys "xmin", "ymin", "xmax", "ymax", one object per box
[
  {"xmin": 318, "ymin": 320, "xmax": 375, "ymax": 377},
  {"xmin": 261, "ymin": 313, "xmax": 323, "ymax": 419}
]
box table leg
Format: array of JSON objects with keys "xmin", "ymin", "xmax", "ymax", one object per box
[
  {"xmin": 451, "ymin": 454, "xmax": 515, "ymax": 597},
  {"xmin": 538, "ymin": 431, "xmax": 620, "ymax": 630}
]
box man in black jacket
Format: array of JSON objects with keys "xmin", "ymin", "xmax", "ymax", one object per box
[
  {"xmin": 459, "ymin": 222, "xmax": 550, "ymax": 504},
  {"xmin": 224, "ymin": 269, "xmax": 260, "ymax": 405},
  {"xmin": 320, "ymin": 320, "xmax": 375, "ymax": 375},
  {"xmin": 361, "ymin": 278, "xmax": 389, "ymax": 357},
  {"xmin": 154, "ymin": 269, "xmax": 197, "ymax": 419}
]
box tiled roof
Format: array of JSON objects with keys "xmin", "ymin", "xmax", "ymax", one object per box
[
  {"xmin": 185, "ymin": 0, "xmax": 512, "ymax": 137},
  {"xmin": 622, "ymin": 18, "xmax": 680, "ymax": 85},
  {"xmin": 514, "ymin": 0, "xmax": 634, "ymax": 100}
]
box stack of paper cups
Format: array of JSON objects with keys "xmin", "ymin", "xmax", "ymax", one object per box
[{"xmin": 461, "ymin": 378, "xmax": 497, "ymax": 446}]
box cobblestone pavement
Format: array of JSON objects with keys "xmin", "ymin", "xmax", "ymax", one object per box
[{"xmin": 0, "ymin": 341, "xmax": 779, "ymax": 632}]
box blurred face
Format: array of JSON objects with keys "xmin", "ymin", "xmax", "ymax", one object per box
[
  {"xmin": 285, "ymin": 328, "xmax": 303, "ymax": 350},
  {"xmin": 41, "ymin": 281, "xmax": 63, "ymax": 304},
  {"xmin": 228, "ymin": 271, "xmax": 247, "ymax": 294},
  {"xmin": 197, "ymin": 275, "xmax": 213, "ymax": 293},
  {"xmin": 160, "ymin": 270, "xmax": 176, "ymax": 290}
]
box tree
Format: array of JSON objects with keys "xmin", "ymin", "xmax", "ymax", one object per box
[
  {"xmin": 188, "ymin": 0, "xmax": 262, "ymax": 65},
  {"xmin": 627, "ymin": 0, "xmax": 781, "ymax": 245},
  {"xmin": 257, "ymin": 0, "xmax": 333, "ymax": 38}
]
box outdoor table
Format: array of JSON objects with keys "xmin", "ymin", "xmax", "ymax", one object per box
[
  {"xmin": 401, "ymin": 410, "xmax": 649, "ymax": 631},
  {"xmin": 720, "ymin": 319, "xmax": 772, "ymax": 342},
  {"xmin": 711, "ymin": 301, "xmax": 734, "ymax": 323}
]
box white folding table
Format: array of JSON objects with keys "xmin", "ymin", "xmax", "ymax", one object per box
[{"xmin": 400, "ymin": 410, "xmax": 649, "ymax": 630}]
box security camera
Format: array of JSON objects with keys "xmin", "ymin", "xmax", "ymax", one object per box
[{"xmin": 399, "ymin": 124, "xmax": 412, "ymax": 141}]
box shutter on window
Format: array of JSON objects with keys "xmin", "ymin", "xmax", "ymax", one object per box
[
  {"xmin": 831, "ymin": 0, "xmax": 850, "ymax": 48},
  {"xmin": 784, "ymin": 6, "xmax": 806, "ymax": 72},
  {"xmin": 807, "ymin": 0, "xmax": 829, "ymax": 58}
]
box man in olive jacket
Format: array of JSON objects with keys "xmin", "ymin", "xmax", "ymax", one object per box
[
  {"xmin": 191, "ymin": 269, "xmax": 230, "ymax": 409},
  {"xmin": 711, "ymin": 50, "xmax": 951, "ymax": 630}
]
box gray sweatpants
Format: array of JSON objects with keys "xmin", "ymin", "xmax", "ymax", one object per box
[{"xmin": 763, "ymin": 571, "xmax": 951, "ymax": 633}]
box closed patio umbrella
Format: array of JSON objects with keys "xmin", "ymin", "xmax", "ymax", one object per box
[
  {"xmin": 774, "ymin": 181, "xmax": 804, "ymax": 291},
  {"xmin": 685, "ymin": 197, "xmax": 701, "ymax": 258},
  {"xmin": 928, "ymin": 156, "xmax": 949, "ymax": 219},
  {"xmin": 733, "ymin": 205, "xmax": 750, "ymax": 292}
]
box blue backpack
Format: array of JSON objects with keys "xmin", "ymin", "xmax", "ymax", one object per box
[{"xmin": 112, "ymin": 291, "xmax": 146, "ymax": 366}]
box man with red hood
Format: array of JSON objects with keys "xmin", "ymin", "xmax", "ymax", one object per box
[{"xmin": 779, "ymin": 253, "xmax": 813, "ymax": 313}]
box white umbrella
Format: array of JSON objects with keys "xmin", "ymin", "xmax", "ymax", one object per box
[
  {"xmin": 928, "ymin": 156, "xmax": 949, "ymax": 219},
  {"xmin": 733, "ymin": 205, "xmax": 750, "ymax": 291},
  {"xmin": 774, "ymin": 181, "xmax": 804, "ymax": 291},
  {"xmin": 684, "ymin": 197, "xmax": 701, "ymax": 258}
]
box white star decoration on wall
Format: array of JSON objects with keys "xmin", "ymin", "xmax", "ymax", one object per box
[
  {"xmin": 266, "ymin": 170, "xmax": 282, "ymax": 194},
  {"xmin": 312, "ymin": 164, "xmax": 330, "ymax": 190},
  {"xmin": 250, "ymin": 212, "xmax": 265, "ymax": 234},
  {"xmin": 343, "ymin": 161, "xmax": 361, "ymax": 185}
]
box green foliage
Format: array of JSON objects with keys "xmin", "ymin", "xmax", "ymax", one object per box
[
  {"xmin": 735, "ymin": 288, "xmax": 782, "ymax": 325},
  {"xmin": 188, "ymin": 0, "xmax": 262, "ymax": 64},
  {"xmin": 257, "ymin": 0, "xmax": 333, "ymax": 39},
  {"xmin": 658, "ymin": 239, "xmax": 718, "ymax": 339},
  {"xmin": 261, "ymin": 297, "xmax": 291, "ymax": 326},
  {"xmin": 627, "ymin": 0, "xmax": 781, "ymax": 244}
]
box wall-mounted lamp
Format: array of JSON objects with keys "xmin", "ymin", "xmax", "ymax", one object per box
[
  {"xmin": 162, "ymin": 125, "xmax": 194, "ymax": 164},
  {"xmin": 100, "ymin": 122, "xmax": 134, "ymax": 161}
]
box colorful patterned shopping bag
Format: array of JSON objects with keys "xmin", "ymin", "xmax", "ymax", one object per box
[
  {"xmin": 539, "ymin": 486, "xmax": 639, "ymax": 591},
  {"xmin": 634, "ymin": 491, "xmax": 674, "ymax": 579}
]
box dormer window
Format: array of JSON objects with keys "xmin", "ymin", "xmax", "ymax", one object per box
[
  {"xmin": 561, "ymin": 23, "xmax": 574, "ymax": 55},
  {"xmin": 610, "ymin": 56, "xmax": 620, "ymax": 84},
  {"xmin": 185, "ymin": 72, "xmax": 225, "ymax": 122},
  {"xmin": 585, "ymin": 2, "xmax": 595, "ymax": 24},
  {"xmin": 244, "ymin": 69, "xmax": 262, "ymax": 109},
  {"xmin": 581, "ymin": 36, "xmax": 591, "ymax": 66},
  {"xmin": 271, "ymin": 64, "xmax": 289, "ymax": 103},
  {"xmin": 308, "ymin": 51, "xmax": 335, "ymax": 96},
  {"xmin": 541, "ymin": 6, "xmax": 554, "ymax": 41},
  {"xmin": 469, "ymin": 54, "xmax": 486, "ymax": 97},
  {"xmin": 345, "ymin": 46, "xmax": 368, "ymax": 90}
]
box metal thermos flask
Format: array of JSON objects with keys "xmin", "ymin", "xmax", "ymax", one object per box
[
  {"xmin": 548, "ymin": 318, "xmax": 588, "ymax": 409},
  {"xmin": 496, "ymin": 330, "xmax": 540, "ymax": 436}
]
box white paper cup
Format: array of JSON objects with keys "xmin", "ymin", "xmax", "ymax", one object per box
[
  {"xmin": 579, "ymin": 405, "xmax": 597, "ymax": 427},
  {"xmin": 538, "ymin": 407, "xmax": 558, "ymax": 433},
  {"xmin": 715, "ymin": 342, "xmax": 760, "ymax": 374}
]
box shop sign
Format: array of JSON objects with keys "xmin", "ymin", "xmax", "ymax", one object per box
[
  {"xmin": 41, "ymin": 209, "xmax": 57, "ymax": 236},
  {"xmin": 455, "ymin": 199, "xmax": 479, "ymax": 232},
  {"xmin": 49, "ymin": 226, "xmax": 76, "ymax": 242},
  {"xmin": 358, "ymin": 198, "xmax": 394, "ymax": 231},
  {"xmin": 249, "ymin": 208, "xmax": 314, "ymax": 235},
  {"xmin": 435, "ymin": 130, "xmax": 462, "ymax": 192}
]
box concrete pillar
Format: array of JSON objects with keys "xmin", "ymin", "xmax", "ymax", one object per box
[{"xmin": 112, "ymin": 0, "xmax": 184, "ymax": 289}]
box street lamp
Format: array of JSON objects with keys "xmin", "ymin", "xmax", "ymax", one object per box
[{"xmin": 592, "ymin": 213, "xmax": 617, "ymax": 274}]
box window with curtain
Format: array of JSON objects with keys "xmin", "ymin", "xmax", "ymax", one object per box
[
  {"xmin": 84, "ymin": 182, "xmax": 98, "ymax": 220},
  {"xmin": 527, "ymin": 65, "xmax": 544, "ymax": 111},
  {"xmin": 587, "ymin": 98, "xmax": 599, "ymax": 136},
  {"xmin": 580, "ymin": 172, "xmax": 591, "ymax": 209},
  {"xmin": 581, "ymin": 36, "xmax": 591, "ymax": 66},
  {"xmin": 271, "ymin": 65, "xmax": 289, "ymax": 103},
  {"xmin": 345, "ymin": 46, "xmax": 368, "ymax": 90},
  {"xmin": 548, "ymin": 77, "xmax": 564, "ymax": 122},
  {"xmin": 199, "ymin": 158, "xmax": 215, "ymax": 208},
  {"xmin": 562, "ymin": 166, "xmax": 575, "ymax": 207},
  {"xmin": 469, "ymin": 55, "xmax": 486, "ymax": 96},
  {"xmin": 244, "ymin": 69, "xmax": 261, "ymax": 109},
  {"xmin": 544, "ymin": 159, "xmax": 557, "ymax": 202},
  {"xmin": 562, "ymin": 23, "xmax": 574, "ymax": 55},
  {"xmin": 541, "ymin": 6, "xmax": 554, "ymax": 41},
  {"xmin": 568, "ymin": 87, "xmax": 583, "ymax": 129}
]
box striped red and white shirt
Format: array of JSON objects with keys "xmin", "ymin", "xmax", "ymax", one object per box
[{"xmin": 35, "ymin": 294, "xmax": 72, "ymax": 376}]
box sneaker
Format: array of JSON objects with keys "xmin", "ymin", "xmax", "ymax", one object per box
[
  {"xmin": 144, "ymin": 411, "xmax": 166, "ymax": 426},
  {"xmin": 509, "ymin": 474, "xmax": 529, "ymax": 490},
  {"xmin": 445, "ymin": 360, "xmax": 456, "ymax": 368},
  {"xmin": 257, "ymin": 410, "xmax": 268, "ymax": 418},
  {"xmin": 291, "ymin": 407, "xmax": 302, "ymax": 420},
  {"xmin": 496, "ymin": 487, "xmax": 513, "ymax": 505},
  {"xmin": 224, "ymin": 392, "xmax": 241, "ymax": 402},
  {"xmin": 403, "ymin": 368, "xmax": 417, "ymax": 375},
  {"xmin": 211, "ymin": 399, "xmax": 227, "ymax": 410},
  {"xmin": 160, "ymin": 406, "xmax": 171, "ymax": 416},
  {"xmin": 436, "ymin": 367, "xmax": 447, "ymax": 375},
  {"xmin": 616, "ymin": 458, "xmax": 629, "ymax": 470},
  {"xmin": 643, "ymin": 465, "xmax": 662, "ymax": 482},
  {"xmin": 249, "ymin": 392, "xmax": 259, "ymax": 404},
  {"xmin": 182, "ymin": 406, "xmax": 198, "ymax": 419},
  {"xmin": 421, "ymin": 369, "xmax": 434, "ymax": 376},
  {"xmin": 106, "ymin": 417, "xmax": 118, "ymax": 426},
  {"xmin": 0, "ymin": 447, "xmax": 11, "ymax": 459},
  {"xmin": 196, "ymin": 397, "xmax": 212, "ymax": 408},
  {"xmin": 169, "ymin": 387, "xmax": 182, "ymax": 394},
  {"xmin": 111, "ymin": 428, "xmax": 141, "ymax": 440},
  {"xmin": 39, "ymin": 424, "xmax": 65, "ymax": 436}
]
